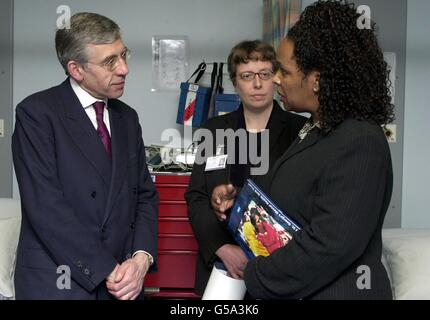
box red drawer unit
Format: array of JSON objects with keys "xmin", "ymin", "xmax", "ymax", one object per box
[
  {"xmin": 144, "ymin": 173, "xmax": 200, "ymax": 299},
  {"xmin": 144, "ymin": 250, "xmax": 197, "ymax": 289},
  {"xmin": 159, "ymin": 201, "xmax": 189, "ymax": 217},
  {"xmin": 157, "ymin": 184, "xmax": 189, "ymax": 201},
  {"xmin": 158, "ymin": 217, "xmax": 194, "ymax": 234},
  {"xmin": 158, "ymin": 234, "xmax": 198, "ymax": 251},
  {"xmin": 154, "ymin": 174, "xmax": 191, "ymax": 184}
]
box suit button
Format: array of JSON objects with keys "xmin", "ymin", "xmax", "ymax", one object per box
[
  {"xmin": 130, "ymin": 222, "xmax": 135, "ymax": 229},
  {"xmin": 91, "ymin": 191, "xmax": 97, "ymax": 198},
  {"xmin": 83, "ymin": 268, "xmax": 91, "ymax": 276},
  {"xmin": 77, "ymin": 261, "xmax": 83, "ymax": 268}
]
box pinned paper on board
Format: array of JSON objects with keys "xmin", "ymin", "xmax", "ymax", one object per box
[{"xmin": 152, "ymin": 36, "xmax": 189, "ymax": 92}]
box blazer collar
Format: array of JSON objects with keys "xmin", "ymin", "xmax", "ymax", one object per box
[
  {"xmin": 219, "ymin": 101, "xmax": 286, "ymax": 130},
  {"xmin": 59, "ymin": 80, "xmax": 112, "ymax": 187},
  {"xmin": 266, "ymin": 101, "xmax": 289, "ymax": 158},
  {"xmin": 216, "ymin": 100, "xmax": 288, "ymax": 161},
  {"xmin": 220, "ymin": 104, "xmax": 242, "ymax": 129},
  {"xmin": 57, "ymin": 79, "xmax": 130, "ymax": 223},
  {"xmin": 69, "ymin": 78, "xmax": 108, "ymax": 110},
  {"xmin": 103, "ymin": 101, "xmax": 128, "ymax": 224},
  {"xmin": 269, "ymin": 125, "xmax": 322, "ymax": 180}
]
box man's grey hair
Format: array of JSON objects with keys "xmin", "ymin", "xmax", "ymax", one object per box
[{"xmin": 55, "ymin": 12, "xmax": 121, "ymax": 74}]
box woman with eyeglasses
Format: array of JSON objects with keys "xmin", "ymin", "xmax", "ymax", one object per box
[{"xmin": 185, "ymin": 40, "xmax": 306, "ymax": 296}]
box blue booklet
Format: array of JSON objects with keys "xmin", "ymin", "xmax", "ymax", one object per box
[{"xmin": 227, "ymin": 179, "xmax": 301, "ymax": 259}]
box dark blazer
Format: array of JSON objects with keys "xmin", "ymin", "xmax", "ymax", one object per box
[
  {"xmin": 185, "ymin": 102, "xmax": 306, "ymax": 295},
  {"xmin": 245, "ymin": 118, "xmax": 393, "ymax": 299},
  {"xmin": 12, "ymin": 79, "xmax": 159, "ymax": 299}
]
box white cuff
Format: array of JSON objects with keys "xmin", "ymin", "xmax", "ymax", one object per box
[{"xmin": 132, "ymin": 250, "xmax": 154, "ymax": 266}]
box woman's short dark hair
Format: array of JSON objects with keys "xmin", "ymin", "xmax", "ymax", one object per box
[
  {"xmin": 227, "ymin": 40, "xmax": 278, "ymax": 86},
  {"xmin": 287, "ymin": 0, "xmax": 395, "ymax": 131}
]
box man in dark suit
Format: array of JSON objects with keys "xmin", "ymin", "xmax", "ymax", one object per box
[{"xmin": 12, "ymin": 12, "xmax": 158, "ymax": 300}]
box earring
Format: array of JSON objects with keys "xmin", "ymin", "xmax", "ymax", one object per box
[{"xmin": 313, "ymin": 79, "xmax": 319, "ymax": 92}]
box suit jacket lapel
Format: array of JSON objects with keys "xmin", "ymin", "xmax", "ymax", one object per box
[
  {"xmin": 103, "ymin": 100, "xmax": 128, "ymax": 224},
  {"xmin": 220, "ymin": 103, "xmax": 287, "ymax": 187},
  {"xmin": 221, "ymin": 107, "xmax": 240, "ymax": 130},
  {"xmin": 268, "ymin": 128, "xmax": 322, "ymax": 185},
  {"xmin": 59, "ymin": 80, "xmax": 112, "ymax": 187},
  {"xmin": 266, "ymin": 102, "xmax": 288, "ymax": 168},
  {"xmin": 247, "ymin": 102, "xmax": 287, "ymax": 190},
  {"xmin": 218, "ymin": 108, "xmax": 240, "ymax": 183},
  {"xmin": 226, "ymin": 102, "xmax": 286, "ymax": 164}
]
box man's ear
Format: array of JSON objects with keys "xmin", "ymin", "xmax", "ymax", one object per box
[{"xmin": 67, "ymin": 61, "xmax": 84, "ymax": 81}]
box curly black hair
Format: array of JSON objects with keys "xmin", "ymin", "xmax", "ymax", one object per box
[{"xmin": 288, "ymin": 0, "xmax": 395, "ymax": 132}]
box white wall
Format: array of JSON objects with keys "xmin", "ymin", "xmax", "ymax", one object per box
[
  {"xmin": 13, "ymin": 0, "xmax": 262, "ymax": 198},
  {"xmin": 301, "ymin": 0, "xmax": 314, "ymax": 9},
  {"xmin": 402, "ymin": 0, "xmax": 430, "ymax": 228},
  {"xmin": 0, "ymin": 0, "xmax": 13, "ymax": 198}
]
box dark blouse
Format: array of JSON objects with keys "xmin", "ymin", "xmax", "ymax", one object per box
[{"xmin": 230, "ymin": 105, "xmax": 272, "ymax": 188}]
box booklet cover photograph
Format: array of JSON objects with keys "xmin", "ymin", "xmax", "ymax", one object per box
[{"xmin": 227, "ymin": 179, "xmax": 302, "ymax": 259}]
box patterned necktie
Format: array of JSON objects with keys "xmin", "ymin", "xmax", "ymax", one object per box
[{"xmin": 93, "ymin": 101, "xmax": 112, "ymax": 159}]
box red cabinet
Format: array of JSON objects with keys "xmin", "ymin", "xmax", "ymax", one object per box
[{"xmin": 144, "ymin": 173, "xmax": 200, "ymax": 299}]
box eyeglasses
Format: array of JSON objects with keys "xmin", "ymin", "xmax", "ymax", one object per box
[
  {"xmin": 87, "ymin": 47, "xmax": 131, "ymax": 71},
  {"xmin": 238, "ymin": 70, "xmax": 274, "ymax": 82}
]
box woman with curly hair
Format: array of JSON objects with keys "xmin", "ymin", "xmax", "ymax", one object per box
[{"xmin": 212, "ymin": 0, "xmax": 394, "ymax": 299}]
